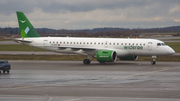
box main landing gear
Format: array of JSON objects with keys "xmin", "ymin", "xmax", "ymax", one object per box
[
  {"xmin": 83, "ymin": 59, "xmax": 91, "ymax": 64},
  {"xmin": 83, "ymin": 55, "xmax": 92, "ymax": 64},
  {"xmin": 151, "ymin": 56, "xmax": 157, "ymax": 65}
]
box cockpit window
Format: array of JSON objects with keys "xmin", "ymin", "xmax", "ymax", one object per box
[
  {"xmin": 161, "ymin": 43, "xmax": 166, "ymax": 46},
  {"xmin": 157, "ymin": 43, "xmax": 161, "ymax": 46},
  {"xmin": 157, "ymin": 43, "xmax": 166, "ymax": 46}
]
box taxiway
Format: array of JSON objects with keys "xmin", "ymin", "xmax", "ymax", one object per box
[{"xmin": 0, "ymin": 61, "xmax": 180, "ymax": 101}]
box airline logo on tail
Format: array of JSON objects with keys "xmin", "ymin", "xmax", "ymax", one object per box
[
  {"xmin": 20, "ymin": 20, "xmax": 26, "ymax": 23},
  {"xmin": 16, "ymin": 11, "xmax": 41, "ymax": 38},
  {"xmin": 24, "ymin": 27, "xmax": 30, "ymax": 34}
]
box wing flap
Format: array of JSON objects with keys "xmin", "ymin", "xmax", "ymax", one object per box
[{"xmin": 58, "ymin": 46, "xmax": 96, "ymax": 50}]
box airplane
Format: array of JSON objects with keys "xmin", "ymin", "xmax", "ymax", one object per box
[{"xmin": 15, "ymin": 11, "xmax": 175, "ymax": 65}]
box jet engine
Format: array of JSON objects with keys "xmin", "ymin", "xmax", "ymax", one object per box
[
  {"xmin": 96, "ymin": 50, "xmax": 117, "ymax": 63},
  {"xmin": 119, "ymin": 55, "xmax": 138, "ymax": 60}
]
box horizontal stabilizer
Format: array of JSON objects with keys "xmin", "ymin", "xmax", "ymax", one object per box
[{"xmin": 13, "ymin": 38, "xmax": 32, "ymax": 43}]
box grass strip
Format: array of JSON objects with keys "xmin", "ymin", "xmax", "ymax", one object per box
[
  {"xmin": 0, "ymin": 44, "xmax": 45, "ymax": 51},
  {"xmin": 137, "ymin": 56, "xmax": 180, "ymax": 62},
  {"xmin": 0, "ymin": 39, "xmax": 11, "ymax": 41}
]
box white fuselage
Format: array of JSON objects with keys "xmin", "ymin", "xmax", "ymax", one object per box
[{"xmin": 19, "ymin": 37, "xmax": 175, "ymax": 57}]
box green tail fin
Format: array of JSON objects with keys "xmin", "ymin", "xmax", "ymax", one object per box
[{"xmin": 16, "ymin": 11, "xmax": 41, "ymax": 38}]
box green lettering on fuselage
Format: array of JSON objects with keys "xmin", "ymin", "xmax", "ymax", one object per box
[{"xmin": 124, "ymin": 45, "xmax": 143, "ymax": 50}]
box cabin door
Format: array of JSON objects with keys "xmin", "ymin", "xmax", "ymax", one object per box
[
  {"xmin": 148, "ymin": 42, "xmax": 152, "ymax": 51},
  {"xmin": 43, "ymin": 40, "xmax": 48, "ymax": 47},
  {"xmin": 104, "ymin": 41, "xmax": 108, "ymax": 48}
]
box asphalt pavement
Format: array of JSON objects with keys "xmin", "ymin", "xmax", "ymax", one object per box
[{"xmin": 0, "ymin": 61, "xmax": 180, "ymax": 101}]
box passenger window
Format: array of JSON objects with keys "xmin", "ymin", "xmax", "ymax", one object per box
[
  {"xmin": 109, "ymin": 43, "xmax": 111, "ymax": 45},
  {"xmin": 121, "ymin": 43, "xmax": 123, "ymax": 45},
  {"xmin": 94, "ymin": 42, "xmax": 96, "ymax": 44},
  {"xmin": 143, "ymin": 44, "xmax": 145, "ymax": 46},
  {"xmin": 157, "ymin": 43, "xmax": 161, "ymax": 46},
  {"xmin": 117, "ymin": 43, "xmax": 119, "ymax": 45}
]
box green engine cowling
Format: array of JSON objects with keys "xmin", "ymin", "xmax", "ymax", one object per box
[
  {"xmin": 119, "ymin": 55, "xmax": 138, "ymax": 60},
  {"xmin": 96, "ymin": 50, "xmax": 117, "ymax": 63}
]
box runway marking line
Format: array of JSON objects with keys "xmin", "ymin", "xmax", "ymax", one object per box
[{"xmin": 0, "ymin": 66, "xmax": 180, "ymax": 91}]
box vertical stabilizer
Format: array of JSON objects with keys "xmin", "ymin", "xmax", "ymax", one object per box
[{"xmin": 16, "ymin": 11, "xmax": 41, "ymax": 38}]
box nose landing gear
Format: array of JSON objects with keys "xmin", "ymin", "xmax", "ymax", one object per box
[{"xmin": 151, "ymin": 56, "xmax": 157, "ymax": 65}]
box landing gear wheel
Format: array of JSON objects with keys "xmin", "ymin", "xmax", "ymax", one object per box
[
  {"xmin": 7, "ymin": 70, "xmax": 10, "ymax": 74},
  {"xmin": 151, "ymin": 56, "xmax": 157, "ymax": 65},
  {"xmin": 3, "ymin": 70, "xmax": 6, "ymax": 74},
  {"xmin": 151, "ymin": 61, "xmax": 156, "ymax": 65},
  {"xmin": 83, "ymin": 59, "xmax": 91, "ymax": 64}
]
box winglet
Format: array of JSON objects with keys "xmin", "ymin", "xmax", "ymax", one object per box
[{"xmin": 16, "ymin": 11, "xmax": 41, "ymax": 38}]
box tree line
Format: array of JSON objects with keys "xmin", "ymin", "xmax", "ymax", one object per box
[{"xmin": 0, "ymin": 26, "xmax": 180, "ymax": 38}]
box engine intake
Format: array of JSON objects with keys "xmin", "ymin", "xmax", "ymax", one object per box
[{"xmin": 96, "ymin": 50, "xmax": 117, "ymax": 63}]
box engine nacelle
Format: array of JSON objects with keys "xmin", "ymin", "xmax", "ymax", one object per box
[
  {"xmin": 119, "ymin": 55, "xmax": 138, "ymax": 60},
  {"xmin": 96, "ymin": 50, "xmax": 117, "ymax": 63}
]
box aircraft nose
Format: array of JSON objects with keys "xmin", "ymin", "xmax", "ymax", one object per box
[{"xmin": 167, "ymin": 47, "xmax": 175, "ymax": 55}]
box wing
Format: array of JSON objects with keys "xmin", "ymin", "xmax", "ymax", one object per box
[
  {"xmin": 13, "ymin": 38, "xmax": 32, "ymax": 43},
  {"xmin": 58, "ymin": 46, "xmax": 96, "ymax": 50},
  {"xmin": 58, "ymin": 46, "xmax": 107, "ymax": 55}
]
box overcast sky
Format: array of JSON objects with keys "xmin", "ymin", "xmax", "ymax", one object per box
[{"xmin": 0, "ymin": 0, "xmax": 180, "ymax": 29}]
